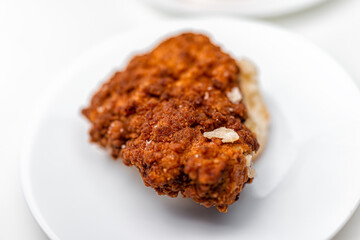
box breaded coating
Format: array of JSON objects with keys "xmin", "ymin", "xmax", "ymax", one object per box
[{"xmin": 82, "ymin": 33, "xmax": 259, "ymax": 212}]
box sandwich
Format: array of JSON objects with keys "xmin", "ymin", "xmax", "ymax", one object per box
[{"xmin": 82, "ymin": 33, "xmax": 269, "ymax": 212}]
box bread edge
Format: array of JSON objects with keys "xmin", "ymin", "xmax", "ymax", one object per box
[{"xmin": 237, "ymin": 59, "xmax": 270, "ymax": 161}]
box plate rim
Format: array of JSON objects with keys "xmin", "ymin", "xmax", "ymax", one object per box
[
  {"xmin": 20, "ymin": 17, "xmax": 360, "ymax": 240},
  {"xmin": 140, "ymin": 0, "xmax": 329, "ymax": 18}
]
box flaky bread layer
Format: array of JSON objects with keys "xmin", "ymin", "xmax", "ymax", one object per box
[{"xmin": 238, "ymin": 59, "xmax": 270, "ymax": 161}]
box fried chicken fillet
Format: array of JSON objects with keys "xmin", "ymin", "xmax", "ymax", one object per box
[{"xmin": 82, "ymin": 33, "xmax": 269, "ymax": 212}]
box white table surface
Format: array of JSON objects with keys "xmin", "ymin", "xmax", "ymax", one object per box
[{"xmin": 0, "ymin": 0, "xmax": 359, "ymax": 239}]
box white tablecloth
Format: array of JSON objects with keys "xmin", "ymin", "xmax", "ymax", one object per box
[{"xmin": 0, "ymin": 0, "xmax": 359, "ymax": 239}]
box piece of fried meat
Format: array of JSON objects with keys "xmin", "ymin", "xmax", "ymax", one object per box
[{"xmin": 82, "ymin": 33, "xmax": 269, "ymax": 212}]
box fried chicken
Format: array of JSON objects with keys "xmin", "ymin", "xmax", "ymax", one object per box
[{"xmin": 82, "ymin": 33, "xmax": 262, "ymax": 212}]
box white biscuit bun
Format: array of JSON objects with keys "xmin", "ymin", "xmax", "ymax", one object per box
[{"xmin": 238, "ymin": 59, "xmax": 270, "ymax": 161}]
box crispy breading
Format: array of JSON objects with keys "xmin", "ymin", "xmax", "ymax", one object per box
[{"xmin": 82, "ymin": 33, "xmax": 259, "ymax": 212}]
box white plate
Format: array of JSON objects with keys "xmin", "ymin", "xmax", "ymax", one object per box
[
  {"xmin": 141, "ymin": 0, "xmax": 329, "ymax": 18},
  {"xmin": 21, "ymin": 18, "xmax": 360, "ymax": 240}
]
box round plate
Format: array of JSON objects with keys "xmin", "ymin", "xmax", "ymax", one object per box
[
  {"xmin": 21, "ymin": 18, "xmax": 360, "ymax": 240},
  {"xmin": 141, "ymin": 0, "xmax": 329, "ymax": 18}
]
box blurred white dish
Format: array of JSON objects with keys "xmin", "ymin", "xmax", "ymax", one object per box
[
  {"xmin": 141, "ymin": 0, "xmax": 328, "ymax": 17},
  {"xmin": 21, "ymin": 18, "xmax": 360, "ymax": 240}
]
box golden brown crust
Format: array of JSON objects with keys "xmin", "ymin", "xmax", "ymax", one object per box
[{"xmin": 82, "ymin": 33, "xmax": 259, "ymax": 212}]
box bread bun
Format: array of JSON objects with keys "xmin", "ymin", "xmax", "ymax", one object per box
[{"xmin": 238, "ymin": 59, "xmax": 270, "ymax": 161}]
